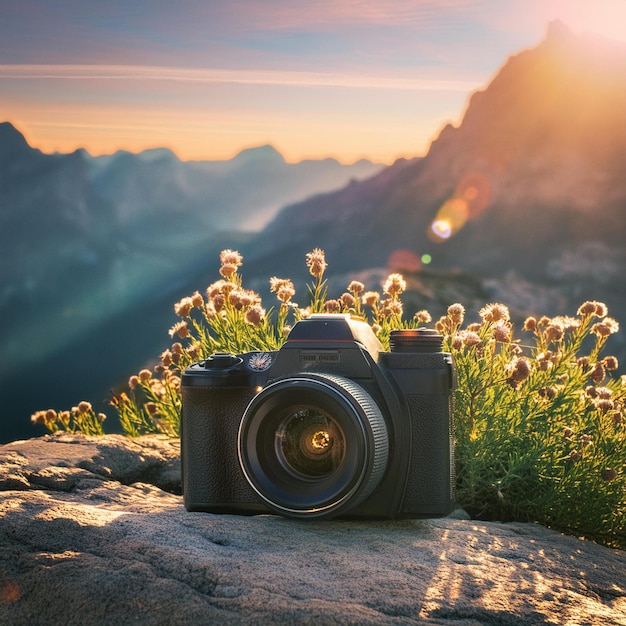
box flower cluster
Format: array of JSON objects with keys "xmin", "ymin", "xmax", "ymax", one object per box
[
  {"xmin": 29, "ymin": 250, "xmax": 624, "ymax": 549},
  {"xmin": 31, "ymin": 401, "xmax": 106, "ymax": 436}
]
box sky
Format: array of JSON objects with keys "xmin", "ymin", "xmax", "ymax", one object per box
[{"xmin": 2, "ymin": 0, "xmax": 626, "ymax": 164}]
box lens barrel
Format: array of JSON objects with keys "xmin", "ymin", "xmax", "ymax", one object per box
[{"xmin": 238, "ymin": 374, "xmax": 389, "ymax": 518}]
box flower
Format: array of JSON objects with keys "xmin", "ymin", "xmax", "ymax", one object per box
[
  {"xmin": 229, "ymin": 288, "xmax": 258, "ymax": 310},
  {"xmin": 447, "ymin": 303, "xmax": 465, "ymax": 325},
  {"xmin": 479, "ymin": 303, "xmax": 510, "ymax": 323},
  {"xmin": 594, "ymin": 302, "xmax": 608, "ymax": 317},
  {"xmin": 493, "ymin": 322, "xmax": 511, "ymax": 343},
  {"xmin": 219, "ymin": 263, "xmax": 238, "ymax": 279},
  {"xmin": 171, "ymin": 342, "xmax": 184, "ymax": 355},
  {"xmin": 362, "ymin": 291, "xmax": 380, "ymax": 307},
  {"xmin": 462, "ymin": 331, "xmax": 482, "ymax": 348},
  {"xmin": 347, "ymin": 280, "xmax": 365, "ymax": 294},
  {"xmin": 77, "ymin": 401, "xmax": 92, "ymax": 413},
  {"xmin": 435, "ymin": 316, "xmax": 452, "ymax": 334},
  {"xmin": 601, "ymin": 468, "xmax": 618, "ymax": 482},
  {"xmin": 245, "ymin": 305, "xmax": 265, "ymax": 326},
  {"xmin": 538, "ymin": 386, "xmax": 557, "ymax": 400},
  {"xmin": 591, "ymin": 317, "xmax": 620, "ymax": 338},
  {"xmin": 577, "ymin": 301, "xmax": 598, "ymax": 316},
  {"xmin": 207, "ymin": 280, "xmax": 229, "ymax": 298},
  {"xmin": 569, "ymin": 450, "xmax": 582, "ymax": 462},
  {"xmin": 602, "ymin": 356, "xmax": 619, "ymax": 370},
  {"xmin": 187, "ymin": 344, "xmax": 201, "ymax": 360},
  {"xmin": 382, "ymin": 273, "xmax": 406, "ymax": 298},
  {"xmin": 306, "ymin": 248, "xmax": 327, "ymax": 278},
  {"xmin": 544, "ymin": 324, "xmax": 564, "ymax": 342},
  {"xmin": 191, "ymin": 291, "xmax": 204, "ymax": 308},
  {"xmin": 523, "ymin": 317, "xmax": 538, "ymax": 332},
  {"xmin": 381, "ymin": 298, "xmax": 403, "ymax": 318},
  {"xmin": 550, "ymin": 316, "xmax": 580, "ymax": 332},
  {"xmin": 31, "ymin": 410, "xmax": 57, "ymax": 427},
  {"xmin": 414, "ymin": 310, "xmax": 432, "ymax": 324},
  {"xmin": 219, "ymin": 249, "xmax": 243, "ymax": 267},
  {"xmin": 171, "ymin": 321, "xmax": 190, "ymax": 339},
  {"xmin": 211, "ymin": 294, "xmax": 225, "ymax": 312},
  {"xmin": 595, "ymin": 399, "xmax": 614, "ymax": 414},
  {"xmin": 270, "ymin": 277, "xmax": 296, "ymax": 304},
  {"xmin": 160, "ymin": 350, "xmax": 173, "ymax": 367},
  {"xmin": 590, "ymin": 362, "xmax": 606, "ymax": 384},
  {"xmin": 505, "ymin": 356, "xmax": 532, "ymax": 385},
  {"xmin": 577, "ymin": 300, "xmax": 608, "ymax": 318},
  {"xmin": 324, "ymin": 299, "xmax": 341, "ymax": 313},
  {"xmin": 340, "ymin": 292, "xmax": 356, "ymax": 309},
  {"xmin": 174, "ymin": 297, "xmax": 194, "ymax": 317}
]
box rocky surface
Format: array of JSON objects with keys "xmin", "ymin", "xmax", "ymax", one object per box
[{"xmin": 1, "ymin": 433, "xmax": 625, "ymax": 625}]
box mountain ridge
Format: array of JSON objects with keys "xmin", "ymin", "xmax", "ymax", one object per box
[{"xmin": 244, "ymin": 21, "xmax": 626, "ymax": 285}]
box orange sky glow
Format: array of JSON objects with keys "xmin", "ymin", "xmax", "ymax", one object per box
[{"xmin": 2, "ymin": 0, "xmax": 626, "ymax": 163}]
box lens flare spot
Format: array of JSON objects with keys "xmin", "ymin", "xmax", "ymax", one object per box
[
  {"xmin": 464, "ymin": 185, "xmax": 479, "ymax": 200},
  {"xmin": 428, "ymin": 197, "xmax": 469, "ymax": 243},
  {"xmin": 430, "ymin": 218, "xmax": 452, "ymax": 241},
  {"xmin": 310, "ymin": 431, "xmax": 331, "ymax": 451},
  {"xmin": 456, "ymin": 172, "xmax": 490, "ymax": 218},
  {"xmin": 421, "ymin": 254, "xmax": 432, "ymax": 265},
  {"xmin": 388, "ymin": 249, "xmax": 422, "ymax": 273}
]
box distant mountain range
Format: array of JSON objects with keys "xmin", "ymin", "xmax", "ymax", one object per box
[
  {"xmin": 0, "ymin": 126, "xmax": 381, "ymax": 441},
  {"xmin": 2, "ymin": 21, "xmax": 625, "ymax": 442}
]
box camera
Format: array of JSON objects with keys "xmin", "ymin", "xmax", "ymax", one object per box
[{"xmin": 181, "ymin": 314, "xmax": 456, "ymax": 519}]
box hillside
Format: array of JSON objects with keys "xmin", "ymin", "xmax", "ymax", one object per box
[{"xmin": 243, "ymin": 22, "xmax": 626, "ymax": 328}]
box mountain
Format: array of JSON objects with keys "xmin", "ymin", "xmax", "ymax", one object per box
[
  {"xmin": 3, "ymin": 22, "xmax": 626, "ymax": 443},
  {"xmin": 243, "ymin": 22, "xmax": 626, "ymax": 330},
  {"xmin": 87, "ymin": 142, "xmax": 382, "ymax": 234},
  {"xmin": 0, "ymin": 126, "xmax": 382, "ymax": 442}
]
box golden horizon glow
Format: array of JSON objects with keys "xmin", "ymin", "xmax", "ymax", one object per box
[
  {"xmin": 0, "ymin": 63, "xmax": 479, "ymax": 163},
  {"xmin": 2, "ymin": 2, "xmax": 625, "ymax": 164}
]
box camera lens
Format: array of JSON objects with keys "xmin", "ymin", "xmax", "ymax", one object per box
[
  {"xmin": 238, "ymin": 374, "xmax": 388, "ymax": 519},
  {"xmin": 277, "ymin": 408, "xmax": 344, "ymax": 478}
]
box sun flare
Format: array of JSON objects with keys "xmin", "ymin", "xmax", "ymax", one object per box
[{"xmin": 549, "ymin": 0, "xmax": 626, "ymax": 43}]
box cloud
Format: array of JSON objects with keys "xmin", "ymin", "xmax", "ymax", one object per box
[
  {"xmin": 211, "ymin": 0, "xmax": 483, "ymax": 30},
  {"xmin": 0, "ymin": 64, "xmax": 479, "ymax": 92}
]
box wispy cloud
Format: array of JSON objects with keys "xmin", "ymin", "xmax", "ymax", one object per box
[
  {"xmin": 210, "ymin": 0, "xmax": 482, "ymax": 30},
  {"xmin": 0, "ymin": 64, "xmax": 479, "ymax": 92}
]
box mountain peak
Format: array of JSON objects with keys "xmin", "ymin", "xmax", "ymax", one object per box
[
  {"xmin": 0, "ymin": 122, "xmax": 36, "ymax": 160},
  {"xmin": 232, "ymin": 145, "xmax": 286, "ymax": 166},
  {"xmin": 137, "ymin": 147, "xmax": 179, "ymax": 163},
  {"xmin": 545, "ymin": 19, "xmax": 574, "ymax": 43}
]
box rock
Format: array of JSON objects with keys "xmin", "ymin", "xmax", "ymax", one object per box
[{"xmin": 1, "ymin": 434, "xmax": 625, "ymax": 625}]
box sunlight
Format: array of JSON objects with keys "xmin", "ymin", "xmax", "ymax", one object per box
[{"xmin": 551, "ymin": 0, "xmax": 626, "ymax": 43}]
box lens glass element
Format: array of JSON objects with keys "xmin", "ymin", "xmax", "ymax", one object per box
[{"xmin": 276, "ymin": 407, "xmax": 345, "ymax": 478}]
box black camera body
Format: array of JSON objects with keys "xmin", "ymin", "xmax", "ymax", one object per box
[{"xmin": 181, "ymin": 314, "xmax": 456, "ymax": 519}]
